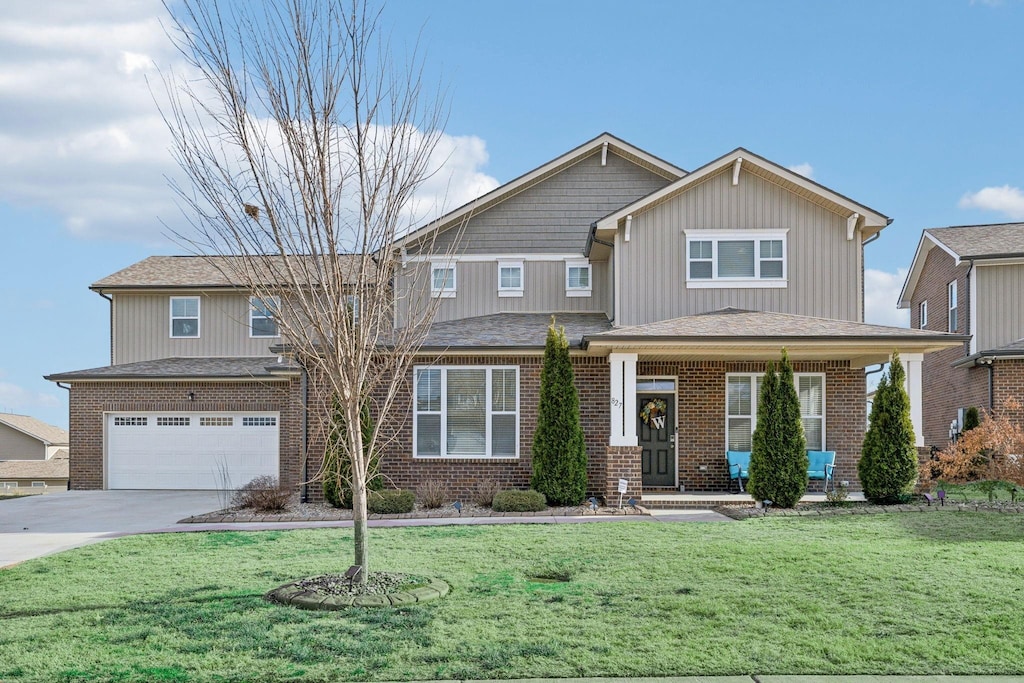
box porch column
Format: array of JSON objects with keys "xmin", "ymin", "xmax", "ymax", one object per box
[
  {"xmin": 899, "ymin": 352, "xmax": 924, "ymax": 447},
  {"xmin": 608, "ymin": 352, "xmax": 638, "ymax": 446}
]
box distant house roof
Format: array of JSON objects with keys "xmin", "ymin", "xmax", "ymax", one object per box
[
  {"xmin": 899, "ymin": 223, "xmax": 1024, "ymax": 308},
  {"xmin": 420, "ymin": 313, "xmax": 613, "ymax": 350},
  {"xmin": 0, "ymin": 449, "xmax": 68, "ymax": 481},
  {"xmin": 0, "ymin": 414, "xmax": 68, "ymax": 446},
  {"xmin": 91, "ymin": 254, "xmax": 370, "ymax": 290},
  {"xmin": 45, "ymin": 357, "xmax": 299, "ymax": 382}
]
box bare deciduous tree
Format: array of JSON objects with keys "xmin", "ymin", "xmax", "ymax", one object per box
[{"xmin": 161, "ymin": 0, "xmax": 457, "ymax": 581}]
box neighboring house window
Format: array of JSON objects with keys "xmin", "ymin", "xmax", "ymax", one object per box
[
  {"xmin": 170, "ymin": 297, "xmax": 200, "ymax": 338},
  {"xmin": 948, "ymin": 280, "xmax": 958, "ymax": 332},
  {"xmin": 414, "ymin": 366, "xmax": 519, "ymax": 458},
  {"xmin": 31, "ymin": 481, "xmax": 45, "ymax": 488},
  {"xmin": 566, "ymin": 260, "xmax": 592, "ymax": 297},
  {"xmin": 431, "ymin": 264, "xmax": 456, "ymax": 298},
  {"xmin": 919, "ymin": 301, "xmax": 928, "ymax": 329},
  {"xmin": 250, "ymin": 296, "xmax": 279, "ymax": 338},
  {"xmin": 726, "ymin": 373, "xmax": 825, "ymax": 452},
  {"xmin": 685, "ymin": 231, "xmax": 788, "ymax": 288},
  {"xmin": 346, "ymin": 295, "xmax": 360, "ymax": 325},
  {"xmin": 1, "ymin": 482, "xmax": 17, "ymax": 489},
  {"xmin": 498, "ymin": 261, "xmax": 524, "ymax": 297}
]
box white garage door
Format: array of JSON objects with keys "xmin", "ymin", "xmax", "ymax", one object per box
[{"xmin": 106, "ymin": 412, "xmax": 280, "ymax": 489}]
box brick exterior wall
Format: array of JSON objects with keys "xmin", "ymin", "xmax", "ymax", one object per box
[
  {"xmin": 604, "ymin": 445, "xmax": 643, "ymax": 502},
  {"xmin": 67, "ymin": 379, "xmax": 303, "ymax": 491},
  {"xmin": 638, "ymin": 360, "xmax": 867, "ymax": 491},
  {"xmin": 304, "ymin": 355, "xmax": 611, "ymax": 502},
  {"xmin": 910, "ymin": 246, "xmax": 987, "ymax": 447}
]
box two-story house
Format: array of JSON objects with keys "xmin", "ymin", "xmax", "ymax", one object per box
[
  {"xmin": 48, "ymin": 134, "xmax": 964, "ymax": 500},
  {"xmin": 899, "ymin": 223, "xmax": 1024, "ymax": 448}
]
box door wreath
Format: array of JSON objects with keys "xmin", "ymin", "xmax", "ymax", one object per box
[{"xmin": 640, "ymin": 398, "xmax": 668, "ymax": 426}]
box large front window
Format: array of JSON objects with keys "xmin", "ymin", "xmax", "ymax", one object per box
[
  {"xmin": 686, "ymin": 231, "xmax": 787, "ymax": 288},
  {"xmin": 726, "ymin": 372, "xmax": 825, "ymax": 451},
  {"xmin": 414, "ymin": 366, "xmax": 519, "ymax": 458}
]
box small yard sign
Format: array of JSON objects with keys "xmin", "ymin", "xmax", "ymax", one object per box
[{"xmin": 618, "ymin": 478, "xmax": 628, "ymax": 494}]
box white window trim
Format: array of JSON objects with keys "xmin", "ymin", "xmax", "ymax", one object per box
[
  {"xmin": 497, "ymin": 261, "xmax": 524, "ymax": 298},
  {"xmin": 431, "ymin": 263, "xmax": 457, "ymax": 299},
  {"xmin": 31, "ymin": 481, "xmax": 46, "ymax": 487},
  {"xmin": 684, "ymin": 229, "xmax": 788, "ymax": 289},
  {"xmin": 948, "ymin": 280, "xmax": 958, "ymax": 333},
  {"xmin": 919, "ymin": 300, "xmax": 928, "ymax": 329},
  {"xmin": 249, "ymin": 296, "xmax": 280, "ymax": 338},
  {"xmin": 413, "ymin": 365, "xmax": 520, "ymax": 459},
  {"xmin": 725, "ymin": 372, "xmax": 826, "ymax": 451},
  {"xmin": 169, "ymin": 296, "xmax": 201, "ymax": 339},
  {"xmin": 565, "ymin": 260, "xmax": 592, "ymax": 297}
]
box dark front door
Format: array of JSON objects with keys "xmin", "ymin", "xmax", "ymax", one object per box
[{"xmin": 638, "ymin": 393, "xmax": 675, "ymax": 487}]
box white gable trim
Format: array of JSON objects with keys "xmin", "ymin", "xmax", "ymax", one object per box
[
  {"xmin": 594, "ymin": 148, "xmax": 890, "ymax": 235},
  {"xmin": 897, "ymin": 232, "xmax": 962, "ymax": 309},
  {"xmin": 395, "ymin": 133, "xmax": 686, "ymax": 250}
]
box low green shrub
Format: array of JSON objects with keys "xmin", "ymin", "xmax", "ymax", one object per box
[
  {"xmin": 825, "ymin": 483, "xmax": 850, "ymax": 507},
  {"xmin": 367, "ymin": 489, "xmax": 415, "ymax": 514},
  {"xmin": 492, "ymin": 489, "xmax": 546, "ymax": 512}
]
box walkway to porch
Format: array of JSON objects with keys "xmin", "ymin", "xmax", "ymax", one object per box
[{"xmin": 641, "ymin": 490, "xmax": 867, "ymax": 509}]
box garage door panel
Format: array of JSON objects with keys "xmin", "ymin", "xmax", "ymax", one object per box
[{"xmin": 107, "ymin": 412, "xmax": 279, "ymax": 490}]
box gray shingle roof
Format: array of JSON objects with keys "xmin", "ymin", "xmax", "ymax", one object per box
[
  {"xmin": 926, "ymin": 223, "xmax": 1024, "ymax": 259},
  {"xmin": 0, "ymin": 452, "xmax": 69, "ymax": 481},
  {"xmin": 0, "ymin": 414, "xmax": 68, "ymax": 445},
  {"xmin": 586, "ymin": 308, "xmax": 967, "ymax": 341},
  {"xmin": 91, "ymin": 255, "xmax": 370, "ymax": 289},
  {"xmin": 45, "ymin": 357, "xmax": 298, "ymax": 382},
  {"xmin": 421, "ymin": 313, "xmax": 613, "ymax": 349}
]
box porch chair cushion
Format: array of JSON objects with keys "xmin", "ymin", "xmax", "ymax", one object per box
[
  {"xmin": 726, "ymin": 451, "xmax": 751, "ymax": 480},
  {"xmin": 806, "ymin": 450, "xmax": 836, "ymax": 488}
]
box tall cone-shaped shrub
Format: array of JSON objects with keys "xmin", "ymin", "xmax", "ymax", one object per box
[
  {"xmin": 531, "ymin": 318, "xmax": 587, "ymax": 505},
  {"xmin": 323, "ymin": 397, "xmax": 381, "ymax": 508},
  {"xmin": 748, "ymin": 350, "xmax": 808, "ymax": 508},
  {"xmin": 859, "ymin": 351, "xmax": 918, "ymax": 503}
]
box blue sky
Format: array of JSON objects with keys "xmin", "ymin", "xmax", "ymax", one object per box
[{"xmin": 1, "ymin": 0, "xmax": 1023, "ymax": 428}]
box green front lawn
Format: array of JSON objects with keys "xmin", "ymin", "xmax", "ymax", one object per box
[{"xmin": 2, "ymin": 514, "xmax": 1023, "ymax": 681}]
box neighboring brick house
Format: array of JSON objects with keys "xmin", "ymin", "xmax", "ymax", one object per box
[
  {"xmin": 899, "ymin": 223, "xmax": 1024, "ymax": 449},
  {"xmin": 48, "ymin": 133, "xmax": 964, "ymax": 500}
]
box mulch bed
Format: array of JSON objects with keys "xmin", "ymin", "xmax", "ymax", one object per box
[{"xmin": 716, "ymin": 499, "xmax": 1024, "ymax": 520}]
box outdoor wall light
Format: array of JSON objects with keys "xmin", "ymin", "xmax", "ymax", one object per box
[{"xmin": 187, "ymin": 391, "xmax": 196, "ymax": 402}]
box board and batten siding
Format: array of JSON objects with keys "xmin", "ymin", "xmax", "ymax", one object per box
[
  {"xmin": 411, "ymin": 151, "xmax": 672, "ymax": 256},
  {"xmin": 396, "ymin": 260, "xmax": 608, "ymax": 325},
  {"xmin": 0, "ymin": 424, "xmax": 46, "ymax": 460},
  {"xmin": 616, "ymin": 168, "xmax": 862, "ymax": 326},
  {"xmin": 976, "ymin": 264, "xmax": 1024, "ymax": 351},
  {"xmin": 113, "ymin": 292, "xmax": 277, "ymax": 364}
]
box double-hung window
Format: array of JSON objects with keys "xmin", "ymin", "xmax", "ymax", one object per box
[
  {"xmin": 919, "ymin": 301, "xmax": 928, "ymax": 329},
  {"xmin": 566, "ymin": 260, "xmax": 592, "ymax": 297},
  {"xmin": 948, "ymin": 280, "xmax": 958, "ymax": 332},
  {"xmin": 726, "ymin": 373, "xmax": 825, "ymax": 451},
  {"xmin": 685, "ymin": 231, "xmax": 787, "ymax": 288},
  {"xmin": 250, "ymin": 296, "xmax": 279, "ymax": 337},
  {"xmin": 431, "ymin": 263, "xmax": 456, "ymax": 298},
  {"xmin": 498, "ymin": 261, "xmax": 524, "ymax": 297},
  {"xmin": 414, "ymin": 366, "xmax": 519, "ymax": 458},
  {"xmin": 170, "ymin": 296, "xmax": 200, "ymax": 338}
]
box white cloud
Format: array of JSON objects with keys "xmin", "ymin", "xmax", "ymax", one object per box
[
  {"xmin": 0, "ymin": 1, "xmax": 498, "ymax": 244},
  {"xmin": 864, "ymin": 268, "xmax": 910, "ymax": 328},
  {"xmin": 0, "ymin": 380, "xmax": 61, "ymax": 414},
  {"xmin": 958, "ymin": 185, "xmax": 1024, "ymax": 220},
  {"xmin": 788, "ymin": 163, "xmax": 814, "ymax": 179}
]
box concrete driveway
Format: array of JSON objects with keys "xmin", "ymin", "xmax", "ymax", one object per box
[{"xmin": 0, "ymin": 490, "xmax": 223, "ymax": 568}]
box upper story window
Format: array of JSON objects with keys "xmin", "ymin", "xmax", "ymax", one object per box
[
  {"xmin": 250, "ymin": 296, "xmax": 279, "ymax": 338},
  {"xmin": 431, "ymin": 263, "xmax": 456, "ymax": 298},
  {"xmin": 170, "ymin": 296, "xmax": 200, "ymax": 338},
  {"xmin": 346, "ymin": 295, "xmax": 360, "ymax": 325},
  {"xmin": 566, "ymin": 260, "xmax": 592, "ymax": 297},
  {"xmin": 948, "ymin": 280, "xmax": 958, "ymax": 332},
  {"xmin": 685, "ymin": 231, "xmax": 788, "ymax": 289},
  {"xmin": 498, "ymin": 261, "xmax": 524, "ymax": 297},
  {"xmin": 919, "ymin": 301, "xmax": 928, "ymax": 329}
]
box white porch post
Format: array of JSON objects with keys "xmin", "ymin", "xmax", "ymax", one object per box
[
  {"xmin": 899, "ymin": 352, "xmax": 924, "ymax": 447},
  {"xmin": 608, "ymin": 352, "xmax": 638, "ymax": 446}
]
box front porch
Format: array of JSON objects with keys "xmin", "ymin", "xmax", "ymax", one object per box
[{"xmin": 641, "ymin": 490, "xmax": 867, "ymax": 509}]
